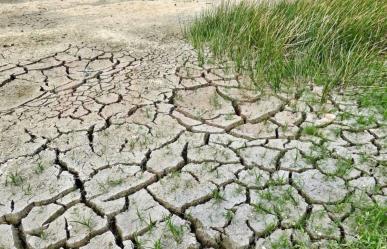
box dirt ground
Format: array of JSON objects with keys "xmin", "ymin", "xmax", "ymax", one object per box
[
  {"xmin": 0, "ymin": 0, "xmax": 215, "ymax": 64},
  {"xmin": 0, "ymin": 1, "xmax": 386, "ymax": 249},
  {"xmin": 0, "ymin": 0, "xmax": 218, "ymax": 110}
]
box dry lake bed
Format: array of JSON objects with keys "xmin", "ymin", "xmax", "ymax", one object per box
[{"xmin": 0, "ymin": 0, "xmax": 386, "ymax": 248}]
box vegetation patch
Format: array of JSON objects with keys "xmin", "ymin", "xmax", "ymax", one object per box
[
  {"xmin": 342, "ymin": 204, "xmax": 387, "ymax": 249},
  {"xmin": 187, "ymin": 0, "xmax": 386, "ymax": 102}
]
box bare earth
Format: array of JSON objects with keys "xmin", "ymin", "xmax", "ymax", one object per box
[{"xmin": 0, "ymin": 1, "xmax": 386, "ymax": 249}]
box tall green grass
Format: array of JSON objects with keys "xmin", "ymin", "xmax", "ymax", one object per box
[{"xmin": 187, "ymin": 0, "xmax": 386, "ymax": 97}]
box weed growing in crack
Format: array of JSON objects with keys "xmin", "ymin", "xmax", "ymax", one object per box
[
  {"xmin": 316, "ymin": 104, "xmax": 335, "ymax": 117},
  {"xmin": 220, "ymin": 149, "xmax": 231, "ymax": 161},
  {"xmin": 233, "ymin": 184, "xmax": 245, "ymax": 196},
  {"xmin": 34, "ymin": 162, "xmax": 45, "ymax": 174},
  {"xmin": 270, "ymin": 234, "xmax": 292, "ymax": 249},
  {"xmin": 38, "ymin": 230, "xmax": 49, "ymax": 240},
  {"xmin": 174, "ymin": 93, "xmax": 183, "ymax": 102},
  {"xmin": 136, "ymin": 207, "xmax": 145, "ymax": 224},
  {"xmin": 184, "ymin": 179, "xmax": 194, "ymax": 189},
  {"xmin": 185, "ymin": 212, "xmax": 193, "ymax": 221},
  {"xmin": 195, "ymin": 109, "xmax": 206, "ymax": 118},
  {"xmin": 223, "ymin": 210, "xmax": 234, "ymax": 222},
  {"xmin": 328, "ymin": 202, "xmax": 351, "ymax": 217},
  {"xmin": 167, "ymin": 177, "xmax": 180, "ymax": 193},
  {"xmin": 371, "ymin": 184, "xmax": 383, "ymax": 195},
  {"xmin": 251, "ymin": 202, "xmax": 270, "ymax": 215},
  {"xmin": 146, "ymin": 216, "xmax": 156, "ymax": 232},
  {"xmin": 107, "ymin": 177, "xmax": 124, "ymax": 187},
  {"xmin": 214, "ymin": 168, "xmax": 220, "ymax": 179},
  {"xmin": 335, "ymin": 157, "xmax": 354, "ymax": 177},
  {"xmin": 305, "ymin": 143, "xmax": 331, "ymax": 164},
  {"xmin": 303, "ymin": 125, "xmax": 320, "ymax": 137},
  {"xmin": 303, "ymin": 91, "xmax": 321, "ymax": 106},
  {"xmin": 197, "ymin": 51, "xmax": 205, "ymax": 66},
  {"xmin": 136, "ymin": 134, "xmax": 152, "ymax": 150},
  {"xmin": 166, "ymin": 217, "xmax": 184, "ymax": 244},
  {"xmin": 326, "ymin": 226, "xmax": 337, "ymax": 238},
  {"xmin": 356, "ymin": 115, "xmax": 377, "ymax": 127},
  {"xmin": 225, "ymin": 113, "xmax": 234, "ymax": 120},
  {"xmin": 332, "ymin": 127, "xmax": 342, "ymax": 137},
  {"xmin": 258, "ymin": 187, "xmax": 300, "ymax": 218},
  {"xmin": 210, "ymin": 92, "xmax": 222, "ymax": 109},
  {"xmin": 170, "ymin": 170, "xmax": 181, "ymax": 179},
  {"xmin": 284, "ymin": 187, "xmax": 298, "ymax": 206},
  {"xmin": 96, "ymin": 180, "xmax": 109, "ymax": 193},
  {"xmin": 70, "ymin": 214, "xmax": 94, "ymax": 231},
  {"xmin": 127, "ymin": 139, "xmax": 136, "ymax": 150},
  {"xmin": 281, "ymin": 123, "xmax": 289, "ymax": 133},
  {"xmin": 133, "ymin": 236, "xmax": 144, "ymax": 249},
  {"xmin": 164, "ymin": 145, "xmax": 173, "ymax": 156},
  {"xmin": 267, "ymin": 175, "xmax": 287, "ymax": 186},
  {"xmin": 203, "ymin": 162, "xmax": 212, "ymax": 172},
  {"xmin": 212, "ymin": 189, "xmax": 224, "ymax": 203},
  {"xmin": 260, "ymin": 190, "xmax": 274, "ymax": 202},
  {"xmin": 254, "ymin": 171, "xmax": 264, "ymax": 186},
  {"xmin": 22, "ymin": 183, "xmax": 33, "ymax": 196},
  {"xmin": 144, "ymin": 107, "xmax": 152, "ymax": 119},
  {"xmin": 97, "ymin": 177, "xmax": 124, "ymax": 193},
  {"xmin": 337, "ymin": 111, "xmax": 353, "ymax": 121},
  {"xmin": 359, "ymin": 153, "xmax": 374, "ymax": 164},
  {"xmin": 5, "ymin": 171, "xmax": 24, "ymax": 187},
  {"xmin": 153, "ymin": 239, "xmax": 163, "ymax": 249}
]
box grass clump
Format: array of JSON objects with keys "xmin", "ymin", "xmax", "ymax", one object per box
[
  {"xmin": 303, "ymin": 125, "xmax": 320, "ymax": 136},
  {"xmin": 187, "ymin": 0, "xmax": 386, "ymax": 99},
  {"xmin": 166, "ymin": 217, "xmax": 184, "ymax": 244},
  {"xmin": 5, "ymin": 171, "xmax": 24, "ymax": 187}
]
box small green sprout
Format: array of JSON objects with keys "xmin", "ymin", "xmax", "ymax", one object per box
[
  {"xmin": 166, "ymin": 217, "xmax": 184, "ymax": 244},
  {"xmin": 34, "ymin": 162, "xmax": 45, "ymax": 174}
]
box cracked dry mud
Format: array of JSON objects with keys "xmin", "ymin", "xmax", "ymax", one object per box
[{"xmin": 0, "ymin": 1, "xmax": 386, "ymax": 249}]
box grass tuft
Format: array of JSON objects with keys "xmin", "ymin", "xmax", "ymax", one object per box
[{"xmin": 166, "ymin": 217, "xmax": 184, "ymax": 244}]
